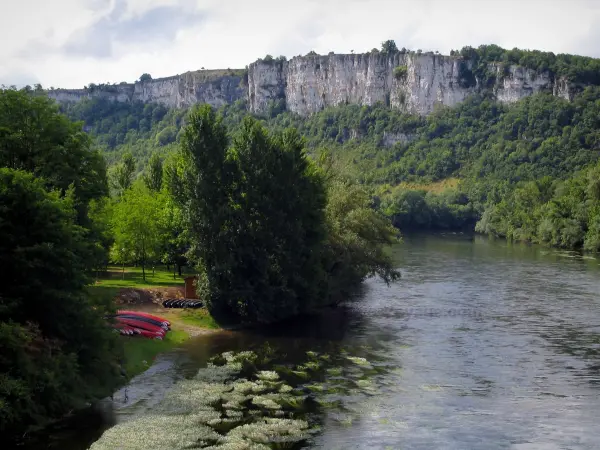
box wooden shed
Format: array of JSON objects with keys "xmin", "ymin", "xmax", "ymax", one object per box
[{"xmin": 184, "ymin": 276, "xmax": 198, "ymax": 299}]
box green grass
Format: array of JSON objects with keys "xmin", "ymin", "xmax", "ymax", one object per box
[
  {"xmin": 122, "ymin": 330, "xmax": 189, "ymax": 378},
  {"xmin": 177, "ymin": 309, "xmax": 220, "ymax": 329},
  {"xmin": 93, "ymin": 265, "xmax": 195, "ymax": 289}
]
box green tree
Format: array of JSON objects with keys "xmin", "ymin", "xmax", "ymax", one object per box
[
  {"xmin": 0, "ymin": 169, "xmax": 121, "ymax": 436},
  {"xmin": 143, "ymin": 153, "xmax": 163, "ymax": 191},
  {"xmin": 111, "ymin": 182, "xmax": 162, "ymax": 280},
  {"xmin": 0, "ymin": 88, "xmax": 109, "ymax": 270},
  {"xmin": 110, "ymin": 151, "xmax": 136, "ymax": 195},
  {"xmin": 381, "ymin": 39, "xmax": 399, "ymax": 54},
  {"xmin": 139, "ymin": 73, "xmax": 152, "ymax": 82},
  {"xmin": 170, "ymin": 105, "xmax": 399, "ymax": 324}
]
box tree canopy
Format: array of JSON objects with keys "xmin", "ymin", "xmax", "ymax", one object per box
[
  {"xmin": 0, "ymin": 169, "xmax": 121, "ymax": 436},
  {"xmin": 169, "ymin": 105, "xmax": 399, "ymax": 324}
]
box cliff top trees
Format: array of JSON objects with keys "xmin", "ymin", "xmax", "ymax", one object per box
[{"xmin": 381, "ymin": 39, "xmax": 399, "ymax": 54}]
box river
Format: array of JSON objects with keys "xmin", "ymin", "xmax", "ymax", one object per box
[{"xmin": 27, "ymin": 234, "xmax": 600, "ymax": 449}]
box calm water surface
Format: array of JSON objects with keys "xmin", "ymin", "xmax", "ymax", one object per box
[{"xmin": 29, "ymin": 234, "xmax": 600, "ymax": 449}]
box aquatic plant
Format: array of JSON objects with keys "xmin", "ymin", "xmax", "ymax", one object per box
[
  {"xmin": 91, "ymin": 349, "xmax": 386, "ymax": 449},
  {"xmin": 290, "ymin": 370, "xmax": 309, "ymax": 379},
  {"xmin": 346, "ymin": 356, "xmax": 371, "ymax": 366},
  {"xmin": 252, "ymin": 396, "xmax": 282, "ymax": 410},
  {"xmin": 256, "ymin": 371, "xmax": 280, "ymax": 381}
]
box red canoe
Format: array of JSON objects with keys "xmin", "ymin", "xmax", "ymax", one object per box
[
  {"xmin": 129, "ymin": 327, "xmax": 164, "ymax": 339},
  {"xmin": 115, "ymin": 317, "xmax": 166, "ymax": 335},
  {"xmin": 117, "ymin": 310, "xmax": 170, "ymax": 326},
  {"xmin": 112, "ymin": 324, "xmax": 163, "ymax": 339},
  {"xmin": 116, "ymin": 314, "xmax": 168, "ymax": 330}
]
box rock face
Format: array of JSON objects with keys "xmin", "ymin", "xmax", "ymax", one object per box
[
  {"xmin": 48, "ymin": 52, "xmax": 577, "ymax": 116},
  {"xmin": 248, "ymin": 52, "xmax": 574, "ymax": 116},
  {"xmin": 48, "ymin": 70, "xmax": 246, "ymax": 109}
]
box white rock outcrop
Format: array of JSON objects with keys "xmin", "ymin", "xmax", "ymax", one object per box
[
  {"xmin": 48, "ymin": 70, "xmax": 246, "ymax": 109},
  {"xmin": 248, "ymin": 52, "xmax": 576, "ymax": 116},
  {"xmin": 48, "ymin": 52, "xmax": 581, "ymax": 116}
]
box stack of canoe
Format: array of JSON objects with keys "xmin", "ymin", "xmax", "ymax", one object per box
[
  {"xmin": 162, "ymin": 299, "xmax": 203, "ymax": 308},
  {"xmin": 109, "ymin": 310, "xmax": 171, "ymax": 340}
]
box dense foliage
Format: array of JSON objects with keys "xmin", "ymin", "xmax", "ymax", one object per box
[
  {"xmin": 0, "ymin": 91, "xmax": 122, "ymax": 436},
  {"xmin": 454, "ymin": 44, "xmax": 600, "ymax": 85},
  {"xmin": 168, "ymin": 105, "xmax": 399, "ymax": 323},
  {"xmin": 63, "ymin": 98, "xmax": 185, "ymax": 167},
  {"xmin": 477, "ymin": 162, "xmax": 600, "ymax": 250}
]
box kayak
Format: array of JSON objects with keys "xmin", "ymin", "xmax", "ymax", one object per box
[
  {"xmin": 117, "ymin": 310, "xmax": 170, "ymax": 326},
  {"xmin": 115, "ymin": 317, "xmax": 166, "ymax": 335},
  {"xmin": 112, "ymin": 323, "xmax": 163, "ymax": 339},
  {"xmin": 129, "ymin": 327, "xmax": 164, "ymax": 339},
  {"xmin": 115, "ymin": 314, "xmax": 169, "ymax": 330}
]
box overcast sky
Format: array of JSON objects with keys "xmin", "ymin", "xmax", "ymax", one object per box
[{"xmin": 1, "ymin": 0, "xmax": 599, "ymax": 88}]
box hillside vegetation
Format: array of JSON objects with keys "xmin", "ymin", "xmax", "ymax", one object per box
[{"xmin": 59, "ymin": 44, "xmax": 600, "ymax": 250}]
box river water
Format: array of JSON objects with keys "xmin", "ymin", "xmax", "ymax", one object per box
[{"xmin": 29, "ymin": 234, "xmax": 600, "ymax": 449}]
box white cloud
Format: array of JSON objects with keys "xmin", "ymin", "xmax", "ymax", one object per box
[{"xmin": 1, "ymin": 0, "xmax": 599, "ymax": 88}]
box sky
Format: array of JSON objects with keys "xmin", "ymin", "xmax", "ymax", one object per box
[{"xmin": 2, "ymin": 0, "xmax": 600, "ymax": 88}]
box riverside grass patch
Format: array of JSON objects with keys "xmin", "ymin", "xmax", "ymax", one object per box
[{"xmin": 91, "ymin": 349, "xmax": 388, "ymax": 449}]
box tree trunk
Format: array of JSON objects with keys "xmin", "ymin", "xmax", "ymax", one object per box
[
  {"xmin": 173, "ymin": 262, "xmax": 176, "ymax": 280},
  {"xmin": 142, "ymin": 260, "xmax": 146, "ymax": 281},
  {"xmin": 178, "ymin": 263, "xmax": 182, "ymax": 277}
]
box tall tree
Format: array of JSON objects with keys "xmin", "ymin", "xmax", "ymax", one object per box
[
  {"xmin": 170, "ymin": 106, "xmax": 328, "ymax": 323},
  {"xmin": 0, "ymin": 88, "xmax": 109, "ymax": 270},
  {"xmin": 110, "ymin": 151, "xmax": 136, "ymax": 195},
  {"xmin": 111, "ymin": 182, "xmax": 162, "ymax": 280},
  {"xmin": 143, "ymin": 152, "xmax": 163, "ymax": 192}
]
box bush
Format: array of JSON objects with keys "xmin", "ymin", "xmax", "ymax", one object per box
[{"xmin": 394, "ymin": 66, "xmax": 408, "ymax": 80}]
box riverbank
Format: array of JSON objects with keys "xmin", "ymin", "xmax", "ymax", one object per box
[
  {"xmin": 120, "ymin": 309, "xmax": 220, "ymax": 378},
  {"xmin": 89, "ymin": 265, "xmax": 221, "ymax": 379}
]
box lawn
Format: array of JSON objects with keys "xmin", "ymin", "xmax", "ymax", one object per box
[
  {"xmin": 87, "ymin": 265, "xmax": 221, "ymax": 379},
  {"xmin": 177, "ymin": 309, "xmax": 220, "ymax": 330},
  {"xmin": 93, "ymin": 265, "xmax": 195, "ymax": 289}
]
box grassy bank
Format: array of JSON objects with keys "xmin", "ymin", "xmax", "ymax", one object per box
[
  {"xmin": 121, "ymin": 330, "xmax": 189, "ymax": 377},
  {"xmin": 88, "ymin": 265, "xmax": 220, "ymax": 379}
]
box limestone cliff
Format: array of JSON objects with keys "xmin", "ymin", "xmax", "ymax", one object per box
[
  {"xmin": 48, "ymin": 52, "xmax": 577, "ymax": 116},
  {"xmin": 48, "ymin": 69, "xmax": 246, "ymax": 109},
  {"xmin": 248, "ymin": 52, "xmax": 574, "ymax": 116}
]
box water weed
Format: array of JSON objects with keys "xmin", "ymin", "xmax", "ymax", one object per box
[{"xmin": 92, "ymin": 348, "xmax": 389, "ymax": 449}]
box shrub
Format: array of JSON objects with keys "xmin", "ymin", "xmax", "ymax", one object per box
[{"xmin": 394, "ymin": 66, "xmax": 408, "ymax": 80}]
